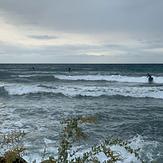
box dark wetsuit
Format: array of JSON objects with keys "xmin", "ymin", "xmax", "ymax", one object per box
[
  {"xmin": 68, "ymin": 68, "xmax": 71, "ymax": 72},
  {"xmin": 147, "ymin": 74, "xmax": 153, "ymax": 83}
]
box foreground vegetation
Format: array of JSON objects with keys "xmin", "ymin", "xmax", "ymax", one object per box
[{"xmin": 0, "ymin": 116, "xmax": 144, "ymax": 163}]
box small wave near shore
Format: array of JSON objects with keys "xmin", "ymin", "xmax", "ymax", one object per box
[{"xmin": 0, "ymin": 83, "xmax": 163, "ymax": 99}]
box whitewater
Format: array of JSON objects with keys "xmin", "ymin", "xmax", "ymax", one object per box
[
  {"xmin": 1, "ymin": 74, "xmax": 163, "ymax": 99},
  {"xmin": 0, "ymin": 64, "xmax": 163, "ymax": 162}
]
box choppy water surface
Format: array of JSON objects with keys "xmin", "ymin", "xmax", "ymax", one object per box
[{"xmin": 0, "ymin": 64, "xmax": 163, "ymax": 162}]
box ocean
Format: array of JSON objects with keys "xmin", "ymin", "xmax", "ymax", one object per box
[{"xmin": 0, "ymin": 64, "xmax": 163, "ymax": 162}]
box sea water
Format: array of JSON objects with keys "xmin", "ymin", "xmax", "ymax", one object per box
[{"xmin": 0, "ymin": 64, "xmax": 163, "ymax": 162}]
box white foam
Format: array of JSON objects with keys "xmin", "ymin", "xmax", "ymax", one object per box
[
  {"xmin": 3, "ymin": 83, "xmax": 163, "ymax": 99},
  {"xmin": 110, "ymin": 145, "xmax": 141, "ymax": 163},
  {"xmin": 95, "ymin": 152, "xmax": 108, "ymax": 162},
  {"xmin": 5, "ymin": 84, "xmax": 47, "ymax": 95},
  {"xmin": 18, "ymin": 74, "xmax": 38, "ymax": 78},
  {"xmin": 128, "ymin": 135, "xmax": 159, "ymax": 162},
  {"xmin": 54, "ymin": 75, "xmax": 163, "ymax": 83},
  {"xmin": 68, "ymin": 135, "xmax": 158, "ymax": 163}
]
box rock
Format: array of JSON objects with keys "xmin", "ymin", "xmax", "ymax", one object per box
[
  {"xmin": 12, "ymin": 157, "xmax": 27, "ymax": 163},
  {"xmin": 0, "ymin": 157, "xmax": 5, "ymax": 163},
  {"xmin": 0, "ymin": 156, "xmax": 27, "ymax": 163}
]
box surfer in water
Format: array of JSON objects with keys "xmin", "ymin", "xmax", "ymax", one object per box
[
  {"xmin": 147, "ymin": 73, "xmax": 153, "ymax": 83},
  {"xmin": 68, "ymin": 67, "xmax": 71, "ymax": 73}
]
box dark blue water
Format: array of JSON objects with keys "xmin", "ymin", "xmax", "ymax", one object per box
[{"xmin": 0, "ymin": 64, "xmax": 163, "ymax": 162}]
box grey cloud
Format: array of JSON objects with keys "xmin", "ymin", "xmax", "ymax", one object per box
[
  {"xmin": 0, "ymin": 41, "xmax": 36, "ymax": 55},
  {"xmin": 0, "ymin": 38, "xmax": 161, "ymax": 57},
  {"xmin": 29, "ymin": 35, "xmax": 59, "ymax": 40},
  {"xmin": 0, "ymin": 0, "xmax": 163, "ymax": 63},
  {"xmin": 0, "ymin": 41, "xmax": 163, "ymax": 63},
  {"xmin": 0, "ymin": 0, "xmax": 163, "ymax": 35}
]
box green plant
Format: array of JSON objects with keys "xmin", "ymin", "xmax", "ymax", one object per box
[{"xmin": 0, "ymin": 116, "xmax": 144, "ymax": 163}]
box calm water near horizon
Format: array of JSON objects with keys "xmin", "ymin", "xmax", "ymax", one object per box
[{"xmin": 0, "ymin": 64, "xmax": 163, "ymax": 162}]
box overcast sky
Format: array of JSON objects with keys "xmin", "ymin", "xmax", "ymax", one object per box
[{"xmin": 0, "ymin": 0, "xmax": 163, "ymax": 63}]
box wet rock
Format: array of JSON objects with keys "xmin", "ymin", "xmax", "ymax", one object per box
[{"xmin": 0, "ymin": 156, "xmax": 27, "ymax": 163}]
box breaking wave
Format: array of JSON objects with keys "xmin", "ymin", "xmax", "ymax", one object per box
[
  {"xmin": 1, "ymin": 83, "xmax": 163, "ymax": 99},
  {"xmin": 17, "ymin": 74, "xmax": 57, "ymax": 82},
  {"xmin": 16, "ymin": 74, "xmax": 163, "ymax": 84},
  {"xmin": 54, "ymin": 75, "xmax": 163, "ymax": 83}
]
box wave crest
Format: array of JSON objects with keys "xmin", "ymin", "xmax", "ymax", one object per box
[
  {"xmin": 2, "ymin": 83, "xmax": 163, "ymax": 99},
  {"xmin": 54, "ymin": 75, "xmax": 163, "ymax": 83}
]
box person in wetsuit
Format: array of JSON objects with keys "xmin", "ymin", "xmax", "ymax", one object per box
[
  {"xmin": 68, "ymin": 67, "xmax": 71, "ymax": 73},
  {"xmin": 147, "ymin": 73, "xmax": 153, "ymax": 83}
]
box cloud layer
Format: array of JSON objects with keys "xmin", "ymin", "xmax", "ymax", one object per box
[{"xmin": 0, "ymin": 0, "xmax": 163, "ymax": 63}]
